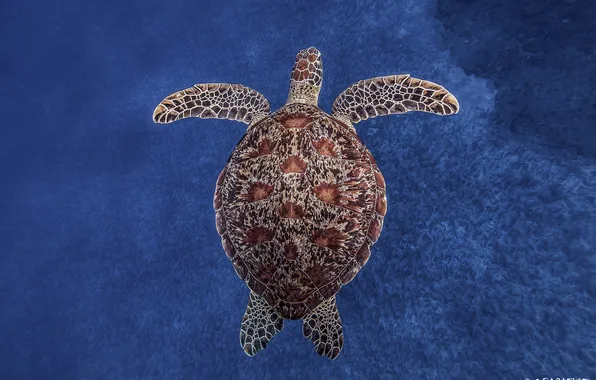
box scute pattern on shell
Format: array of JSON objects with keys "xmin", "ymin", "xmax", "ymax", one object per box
[{"xmin": 214, "ymin": 103, "xmax": 386, "ymax": 319}]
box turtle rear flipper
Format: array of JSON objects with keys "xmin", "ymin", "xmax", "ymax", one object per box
[
  {"xmin": 302, "ymin": 296, "xmax": 344, "ymax": 360},
  {"xmin": 240, "ymin": 292, "xmax": 284, "ymax": 356},
  {"xmin": 332, "ymin": 74, "xmax": 459, "ymax": 124},
  {"xmin": 153, "ymin": 83, "xmax": 270, "ymax": 126}
]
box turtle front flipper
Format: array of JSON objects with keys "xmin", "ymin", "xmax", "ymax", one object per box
[
  {"xmin": 153, "ymin": 83, "xmax": 270, "ymax": 126},
  {"xmin": 240, "ymin": 292, "xmax": 284, "ymax": 357},
  {"xmin": 332, "ymin": 75, "xmax": 459, "ymax": 125},
  {"xmin": 302, "ymin": 296, "xmax": 344, "ymax": 360}
]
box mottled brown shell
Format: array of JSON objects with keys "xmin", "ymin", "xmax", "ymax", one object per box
[{"xmin": 214, "ymin": 103, "xmax": 386, "ymax": 319}]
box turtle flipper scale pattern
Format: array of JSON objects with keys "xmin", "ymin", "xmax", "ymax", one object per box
[
  {"xmin": 332, "ymin": 74, "xmax": 459, "ymax": 124},
  {"xmin": 302, "ymin": 296, "xmax": 344, "ymax": 360},
  {"xmin": 240, "ymin": 291, "xmax": 284, "ymax": 356},
  {"xmin": 153, "ymin": 83, "xmax": 270, "ymax": 125}
]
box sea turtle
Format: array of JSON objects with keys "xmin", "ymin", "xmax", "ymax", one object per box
[{"xmin": 153, "ymin": 47, "xmax": 459, "ymax": 359}]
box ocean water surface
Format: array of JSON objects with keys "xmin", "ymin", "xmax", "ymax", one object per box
[{"xmin": 1, "ymin": 0, "xmax": 595, "ymax": 378}]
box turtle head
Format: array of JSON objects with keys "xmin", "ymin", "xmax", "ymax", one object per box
[{"xmin": 286, "ymin": 47, "xmax": 323, "ymax": 106}]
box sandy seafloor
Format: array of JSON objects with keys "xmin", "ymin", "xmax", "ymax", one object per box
[{"xmin": 1, "ymin": 0, "xmax": 595, "ymax": 379}]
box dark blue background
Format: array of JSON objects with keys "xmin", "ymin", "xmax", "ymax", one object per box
[{"xmin": 2, "ymin": 0, "xmax": 595, "ymax": 378}]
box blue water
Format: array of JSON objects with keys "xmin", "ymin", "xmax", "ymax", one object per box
[{"xmin": 1, "ymin": 0, "xmax": 595, "ymax": 378}]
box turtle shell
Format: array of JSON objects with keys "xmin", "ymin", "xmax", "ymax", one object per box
[{"xmin": 213, "ymin": 103, "xmax": 386, "ymax": 319}]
